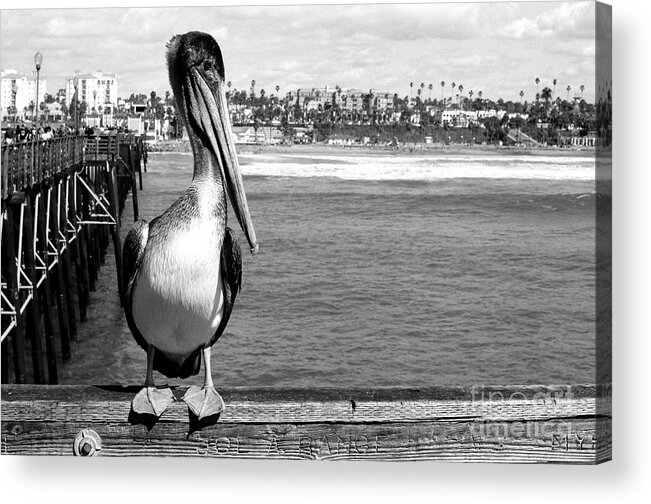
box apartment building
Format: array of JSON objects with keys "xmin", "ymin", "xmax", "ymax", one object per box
[
  {"xmin": 65, "ymin": 70, "xmax": 118, "ymax": 110},
  {"xmin": 1, "ymin": 69, "xmax": 48, "ymax": 118}
]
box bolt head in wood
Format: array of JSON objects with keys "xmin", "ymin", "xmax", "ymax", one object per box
[{"xmin": 73, "ymin": 428, "xmax": 102, "ymax": 456}]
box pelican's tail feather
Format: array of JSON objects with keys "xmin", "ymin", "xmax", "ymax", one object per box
[{"xmin": 153, "ymin": 347, "xmax": 202, "ymax": 379}]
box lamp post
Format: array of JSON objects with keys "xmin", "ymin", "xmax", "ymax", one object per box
[
  {"xmin": 34, "ymin": 51, "xmax": 43, "ymax": 128},
  {"xmin": 73, "ymin": 72, "xmax": 79, "ymax": 132},
  {"xmin": 11, "ymin": 81, "xmax": 17, "ymax": 121}
]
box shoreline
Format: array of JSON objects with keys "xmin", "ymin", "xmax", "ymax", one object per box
[{"xmin": 148, "ymin": 139, "xmax": 605, "ymax": 158}]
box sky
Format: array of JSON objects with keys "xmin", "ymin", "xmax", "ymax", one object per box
[{"xmin": 1, "ymin": 1, "xmax": 598, "ymax": 103}]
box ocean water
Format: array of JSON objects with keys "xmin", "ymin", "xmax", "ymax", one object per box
[{"xmin": 60, "ymin": 148, "xmax": 597, "ymax": 388}]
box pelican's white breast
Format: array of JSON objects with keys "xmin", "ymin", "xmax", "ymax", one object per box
[{"xmin": 132, "ymin": 187, "xmax": 225, "ymax": 357}]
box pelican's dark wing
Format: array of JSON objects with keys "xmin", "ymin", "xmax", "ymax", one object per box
[
  {"xmin": 122, "ymin": 219, "xmax": 150, "ymax": 352},
  {"xmin": 207, "ymin": 226, "xmax": 242, "ymax": 348}
]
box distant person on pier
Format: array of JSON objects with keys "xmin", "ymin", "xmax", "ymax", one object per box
[
  {"xmin": 3, "ymin": 128, "xmax": 14, "ymax": 145},
  {"xmin": 17, "ymin": 125, "xmax": 27, "ymax": 142}
]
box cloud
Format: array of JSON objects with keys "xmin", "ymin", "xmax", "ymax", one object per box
[
  {"xmin": 502, "ymin": 17, "xmax": 555, "ymax": 39},
  {"xmin": 501, "ymin": 1, "xmax": 595, "ymax": 40},
  {"xmin": 537, "ymin": 2, "xmax": 595, "ymax": 38},
  {"xmin": 0, "ymin": 2, "xmax": 598, "ymax": 102}
]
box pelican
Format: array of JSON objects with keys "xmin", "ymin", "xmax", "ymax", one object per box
[{"xmin": 122, "ymin": 31, "xmax": 258, "ymax": 420}]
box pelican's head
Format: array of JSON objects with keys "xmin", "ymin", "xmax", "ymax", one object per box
[{"xmin": 167, "ymin": 31, "xmax": 258, "ymax": 255}]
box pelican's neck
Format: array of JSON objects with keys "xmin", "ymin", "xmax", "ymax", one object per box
[
  {"xmin": 189, "ymin": 132, "xmax": 223, "ymax": 185},
  {"xmin": 187, "ymin": 132, "xmax": 227, "ymax": 220}
]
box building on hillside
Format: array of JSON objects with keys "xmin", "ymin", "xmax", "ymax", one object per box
[
  {"xmin": 505, "ymin": 112, "xmax": 529, "ymax": 121},
  {"xmin": 292, "ymin": 87, "xmax": 339, "ymax": 112},
  {"xmin": 1, "ymin": 69, "xmax": 48, "ymax": 120},
  {"xmin": 439, "ymin": 109, "xmax": 481, "ymax": 127},
  {"xmin": 342, "ymin": 89, "xmax": 365, "ymax": 113},
  {"xmin": 371, "ymin": 90, "xmax": 393, "ymax": 112},
  {"xmin": 65, "ymin": 70, "xmax": 118, "ymax": 111},
  {"xmin": 477, "ymin": 109, "xmax": 500, "ymax": 120}
]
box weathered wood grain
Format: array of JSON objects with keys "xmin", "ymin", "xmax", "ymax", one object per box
[{"xmin": 1, "ymin": 385, "xmax": 611, "ymax": 463}]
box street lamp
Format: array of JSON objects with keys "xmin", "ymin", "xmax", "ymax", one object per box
[
  {"xmin": 73, "ymin": 71, "xmax": 79, "ymax": 132},
  {"xmin": 34, "ymin": 51, "xmax": 43, "ymax": 128},
  {"xmin": 11, "ymin": 81, "xmax": 17, "ymax": 121}
]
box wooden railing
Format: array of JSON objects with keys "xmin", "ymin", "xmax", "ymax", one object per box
[
  {"xmin": 1, "ymin": 134, "xmax": 146, "ymax": 200},
  {"xmin": 1, "ymin": 136, "xmax": 84, "ymax": 200},
  {"xmin": 1, "ymin": 384, "xmax": 611, "ymax": 462}
]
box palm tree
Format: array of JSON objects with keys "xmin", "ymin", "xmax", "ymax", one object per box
[
  {"xmin": 566, "ymin": 85, "xmax": 571, "ymax": 100},
  {"xmin": 552, "ymin": 78, "xmax": 557, "ymax": 99},
  {"xmin": 469, "ymin": 90, "xmax": 474, "ymax": 101},
  {"xmin": 458, "ymin": 84, "xmax": 464, "ymax": 104},
  {"xmin": 519, "ymin": 90, "xmax": 524, "ymax": 103},
  {"xmin": 409, "ymin": 82, "xmax": 414, "ymax": 100},
  {"xmin": 478, "ymin": 90, "xmax": 483, "ymax": 100},
  {"xmin": 336, "ymin": 85, "xmax": 342, "ymax": 118},
  {"xmin": 580, "ymin": 84, "xmax": 585, "ymax": 98},
  {"xmin": 250, "ymin": 79, "xmax": 256, "ymax": 99},
  {"xmin": 535, "ymin": 77, "xmax": 540, "ymax": 95},
  {"xmin": 440, "ymin": 81, "xmax": 445, "ymax": 100},
  {"xmin": 451, "ymin": 82, "xmax": 456, "ymax": 103},
  {"xmin": 420, "ymin": 82, "xmax": 425, "ymax": 100},
  {"xmin": 428, "ymin": 83, "xmax": 433, "ymax": 101}
]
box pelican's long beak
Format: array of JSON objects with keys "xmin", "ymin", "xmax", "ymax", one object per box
[{"xmin": 186, "ymin": 66, "xmax": 259, "ymax": 255}]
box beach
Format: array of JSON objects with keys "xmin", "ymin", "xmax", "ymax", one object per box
[{"xmin": 148, "ymin": 138, "xmax": 602, "ymax": 158}]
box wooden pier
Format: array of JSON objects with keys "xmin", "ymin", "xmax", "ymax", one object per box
[
  {"xmin": 1, "ymin": 134, "xmax": 146, "ymax": 385},
  {"xmin": 1, "ymin": 384, "xmax": 611, "ymax": 462}
]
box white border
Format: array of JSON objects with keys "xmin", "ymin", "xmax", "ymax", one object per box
[{"xmin": 2, "ymin": 0, "xmax": 648, "ymax": 503}]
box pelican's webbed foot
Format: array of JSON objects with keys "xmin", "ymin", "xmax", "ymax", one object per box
[
  {"xmin": 132, "ymin": 387, "xmax": 174, "ymax": 417},
  {"xmin": 182, "ymin": 385, "xmax": 225, "ymax": 420}
]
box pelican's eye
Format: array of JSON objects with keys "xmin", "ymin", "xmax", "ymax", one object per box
[{"xmin": 202, "ymin": 59, "xmax": 218, "ymax": 81}]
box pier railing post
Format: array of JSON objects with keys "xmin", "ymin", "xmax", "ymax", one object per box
[
  {"xmin": 34, "ymin": 188, "xmax": 58, "ymax": 384},
  {"xmin": 21, "ymin": 192, "xmax": 46, "ymax": 383},
  {"xmin": 47, "ymin": 184, "xmax": 71, "ymax": 361},
  {"xmin": 67, "ymin": 178, "xmax": 88, "ymax": 323},
  {"xmin": 56, "ymin": 179, "xmax": 78, "ymax": 342},
  {"xmin": 107, "ymin": 164, "xmax": 124, "ymax": 306},
  {"xmin": 4, "ymin": 199, "xmax": 26, "ymax": 383}
]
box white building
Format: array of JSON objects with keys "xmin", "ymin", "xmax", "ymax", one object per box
[
  {"xmin": 65, "ymin": 70, "xmax": 118, "ymax": 111},
  {"xmin": 441, "ymin": 109, "xmax": 480, "ymax": 127},
  {"xmin": 1, "ymin": 69, "xmax": 48, "ymax": 119},
  {"xmin": 293, "ymin": 87, "xmax": 339, "ymax": 112}
]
